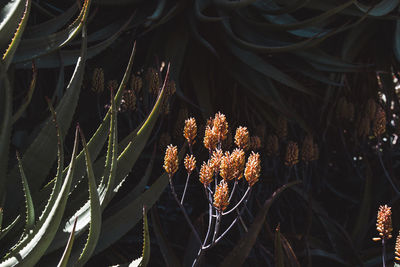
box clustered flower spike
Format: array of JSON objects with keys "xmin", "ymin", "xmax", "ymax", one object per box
[
  {"xmin": 212, "ymin": 112, "xmax": 229, "ymax": 142},
  {"xmin": 231, "ymin": 148, "xmax": 245, "ymax": 180},
  {"xmin": 373, "ymin": 106, "xmax": 386, "ymax": 137},
  {"xmin": 163, "ymin": 145, "xmax": 178, "ymax": 177},
  {"xmin": 214, "ymin": 180, "xmax": 229, "ymax": 212},
  {"xmin": 373, "ymin": 205, "xmax": 393, "ymax": 241},
  {"xmin": 91, "ymin": 68, "xmax": 104, "ymax": 94},
  {"xmin": 396, "ymin": 232, "xmax": 400, "ymax": 261},
  {"xmin": 234, "ymin": 126, "xmax": 250, "ymax": 150},
  {"xmin": 244, "ymin": 152, "xmax": 261, "ymax": 187},
  {"xmin": 301, "ymin": 135, "xmax": 314, "ymax": 163},
  {"xmin": 184, "ymin": 117, "xmax": 197, "ymax": 146},
  {"xmin": 204, "ymin": 125, "xmax": 217, "ymax": 151},
  {"xmin": 220, "ymin": 152, "xmax": 235, "ymax": 181},
  {"xmin": 210, "ymin": 149, "xmax": 223, "ymax": 174},
  {"xmin": 199, "ymin": 161, "xmax": 214, "ymax": 187},
  {"xmin": 285, "ymin": 141, "xmax": 299, "ymax": 167},
  {"xmin": 184, "ymin": 154, "xmax": 196, "ymax": 174}
]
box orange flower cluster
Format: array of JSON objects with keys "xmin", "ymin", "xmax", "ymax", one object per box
[
  {"xmin": 163, "ymin": 145, "xmax": 178, "ymax": 177},
  {"xmin": 373, "ymin": 205, "xmax": 393, "ymax": 241},
  {"xmin": 184, "ymin": 154, "xmax": 196, "ymax": 174},
  {"xmin": 184, "ymin": 118, "xmax": 197, "ymax": 146},
  {"xmin": 244, "ymin": 152, "xmax": 261, "ymax": 187},
  {"xmin": 234, "ymin": 126, "xmax": 249, "ymax": 150},
  {"xmin": 199, "ymin": 161, "xmax": 214, "ymax": 187},
  {"xmin": 213, "ymin": 180, "xmax": 229, "ymax": 211},
  {"xmin": 285, "ymin": 141, "xmax": 299, "ymax": 167},
  {"xmin": 373, "ymin": 106, "xmax": 386, "ymax": 137}
]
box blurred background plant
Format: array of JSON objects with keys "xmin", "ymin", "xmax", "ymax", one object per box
[{"xmin": 2, "ymin": 0, "xmax": 400, "ymax": 266}]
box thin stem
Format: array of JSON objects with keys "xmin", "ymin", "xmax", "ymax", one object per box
[
  {"xmin": 169, "ymin": 178, "xmax": 202, "ymax": 245},
  {"xmin": 228, "ymin": 179, "xmax": 238, "ymax": 202},
  {"xmin": 212, "ymin": 212, "xmax": 221, "ymax": 244},
  {"xmin": 180, "ymin": 172, "xmax": 191, "ymax": 204},
  {"xmin": 222, "ymin": 187, "xmax": 251, "ymax": 216},
  {"xmin": 382, "ymin": 239, "xmax": 386, "ymax": 267}
]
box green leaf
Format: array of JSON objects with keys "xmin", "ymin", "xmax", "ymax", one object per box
[
  {"xmin": 150, "ymin": 206, "xmax": 181, "ymax": 267},
  {"xmin": 57, "ymin": 218, "xmax": 77, "ymax": 267},
  {"xmin": 4, "ymin": 18, "xmax": 88, "ymax": 219},
  {"xmin": 0, "ymin": 117, "xmax": 78, "ymax": 267},
  {"xmin": 0, "ymin": 0, "xmax": 26, "ymax": 53},
  {"xmin": 1, "ymin": 0, "xmax": 31, "ymax": 69},
  {"xmin": 12, "ymin": 62, "xmax": 36, "ymax": 123},
  {"xmin": 75, "ymin": 129, "xmax": 102, "ymax": 267},
  {"xmin": 0, "ymin": 63, "xmax": 12, "ymax": 205},
  {"xmin": 219, "ymin": 181, "xmax": 301, "ymax": 267},
  {"xmin": 0, "ymin": 216, "xmax": 20, "ymax": 242},
  {"xmin": 12, "ymin": 0, "xmax": 91, "ymax": 63},
  {"xmin": 24, "ymin": 3, "xmax": 78, "ymax": 38},
  {"xmin": 355, "ymin": 0, "xmax": 398, "ymax": 16},
  {"xmin": 16, "ymin": 151, "xmax": 35, "ymax": 232}
]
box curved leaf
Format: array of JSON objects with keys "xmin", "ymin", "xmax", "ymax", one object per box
[
  {"xmin": 57, "ymin": 218, "xmax": 77, "ymax": 267},
  {"xmin": 355, "ymin": 0, "xmax": 398, "ymax": 16}
]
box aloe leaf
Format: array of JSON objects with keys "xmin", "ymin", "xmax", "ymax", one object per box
[
  {"xmin": 0, "ymin": 216, "xmax": 20, "ymax": 242},
  {"xmin": 355, "ymin": 0, "xmax": 398, "ymax": 16},
  {"xmin": 1, "ymin": 0, "xmax": 30, "ymax": 70},
  {"xmin": 24, "ymin": 3, "xmax": 78, "ymax": 38},
  {"xmin": 228, "ymin": 43, "xmax": 314, "ymax": 95},
  {"xmin": 219, "ymin": 181, "xmax": 301, "ymax": 267},
  {"xmin": 12, "ymin": 0, "xmax": 91, "ymax": 63},
  {"xmin": 0, "ymin": 0, "xmax": 26, "ymax": 53},
  {"xmin": 57, "ymin": 218, "xmax": 77, "ymax": 267},
  {"xmin": 280, "ymin": 234, "xmax": 300, "ymax": 267},
  {"xmin": 12, "ymin": 62, "xmax": 37, "ymax": 123},
  {"xmin": 74, "ymin": 129, "xmax": 102, "ymax": 267},
  {"xmin": 16, "ymin": 152, "xmax": 35, "ymax": 232},
  {"xmin": 130, "ymin": 206, "xmax": 150, "ymax": 267},
  {"xmin": 254, "ymin": 0, "xmax": 310, "ymax": 15},
  {"xmin": 16, "ymin": 14, "xmax": 133, "ymax": 68},
  {"xmin": 4, "ymin": 21, "xmax": 88, "ymax": 218},
  {"xmin": 150, "ymin": 206, "xmax": 181, "ymax": 267},
  {"xmin": 0, "ymin": 208, "xmax": 2, "ymax": 231},
  {"xmin": 0, "ymin": 65, "xmax": 12, "ymax": 206},
  {"xmin": 0, "ymin": 114, "xmax": 78, "ymax": 267}
]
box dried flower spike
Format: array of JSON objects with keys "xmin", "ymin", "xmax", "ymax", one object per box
[
  {"xmin": 122, "ymin": 90, "xmax": 136, "ymax": 111},
  {"xmin": 130, "ymin": 74, "xmax": 142, "ymax": 93},
  {"xmin": 166, "ymin": 80, "xmax": 176, "ymax": 96},
  {"xmin": 210, "ymin": 149, "xmax": 223, "ymax": 174},
  {"xmin": 285, "ymin": 141, "xmax": 299, "ymax": 167},
  {"xmin": 214, "ymin": 180, "xmax": 229, "ymax": 212},
  {"xmin": 395, "ymin": 232, "xmax": 400, "ymax": 261},
  {"xmin": 204, "ymin": 125, "xmax": 217, "ymax": 151},
  {"xmin": 301, "ymin": 135, "xmax": 314, "ymax": 163},
  {"xmin": 234, "ymin": 126, "xmax": 250, "ymax": 150},
  {"xmin": 373, "ymin": 106, "xmax": 386, "ymax": 137},
  {"xmin": 199, "ymin": 161, "xmax": 214, "ymax": 187},
  {"xmin": 232, "ymin": 148, "xmax": 245, "ymax": 180},
  {"xmin": 266, "ymin": 134, "xmax": 279, "ymax": 157},
  {"xmin": 184, "ymin": 154, "xmax": 196, "ymax": 174},
  {"xmin": 373, "ymin": 205, "xmax": 393, "ymax": 241},
  {"xmin": 244, "ymin": 152, "xmax": 261, "ymax": 187},
  {"xmin": 163, "ymin": 145, "xmax": 178, "ymax": 177},
  {"xmin": 147, "ymin": 68, "xmax": 160, "ymax": 95},
  {"xmin": 108, "ymin": 80, "xmax": 118, "ymax": 91},
  {"xmin": 220, "ymin": 152, "xmax": 235, "ymax": 181},
  {"xmin": 91, "ymin": 68, "xmax": 104, "ymax": 93},
  {"xmin": 183, "ymin": 117, "xmax": 197, "ymax": 146},
  {"xmin": 213, "ymin": 112, "xmax": 229, "ymax": 142}
]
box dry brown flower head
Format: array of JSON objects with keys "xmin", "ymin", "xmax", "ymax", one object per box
[
  {"xmin": 250, "ymin": 136, "xmax": 262, "ymax": 151},
  {"xmin": 395, "ymin": 232, "xmax": 400, "ymax": 261},
  {"xmin": 204, "ymin": 125, "xmax": 218, "ymax": 151},
  {"xmin": 130, "ymin": 74, "xmax": 142, "ymax": 93},
  {"xmin": 244, "ymin": 152, "xmax": 261, "ymax": 187},
  {"xmin": 108, "ymin": 80, "xmax": 118, "ymax": 91},
  {"xmin": 210, "ymin": 149, "xmax": 223, "ymax": 174},
  {"xmin": 166, "ymin": 80, "xmax": 176, "ymax": 96},
  {"xmin": 373, "ymin": 205, "xmax": 393, "ymax": 241},
  {"xmin": 184, "ymin": 154, "xmax": 196, "ymax": 174},
  {"xmin": 91, "ymin": 68, "xmax": 104, "ymax": 94},
  {"xmin": 285, "ymin": 141, "xmax": 299, "ymax": 167},
  {"xmin": 266, "ymin": 134, "xmax": 279, "ymax": 157},
  {"xmin": 373, "ymin": 106, "xmax": 386, "ymax": 137},
  {"xmin": 212, "ymin": 112, "xmax": 229, "ymax": 142},
  {"xmin": 301, "ymin": 135, "xmax": 314, "ymax": 163},
  {"xmin": 220, "ymin": 152, "xmax": 236, "ymax": 181},
  {"xmin": 122, "ymin": 90, "xmax": 136, "ymax": 111},
  {"xmin": 234, "ymin": 126, "xmax": 250, "ymax": 150},
  {"xmin": 147, "ymin": 68, "xmax": 160, "ymax": 95},
  {"xmin": 183, "ymin": 117, "xmax": 197, "ymax": 146},
  {"xmin": 199, "ymin": 161, "xmax": 214, "ymax": 187},
  {"xmin": 232, "ymin": 148, "xmax": 245, "ymax": 180},
  {"xmin": 163, "ymin": 145, "xmax": 179, "ymax": 177},
  {"xmin": 214, "ymin": 180, "xmax": 229, "ymax": 212}
]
